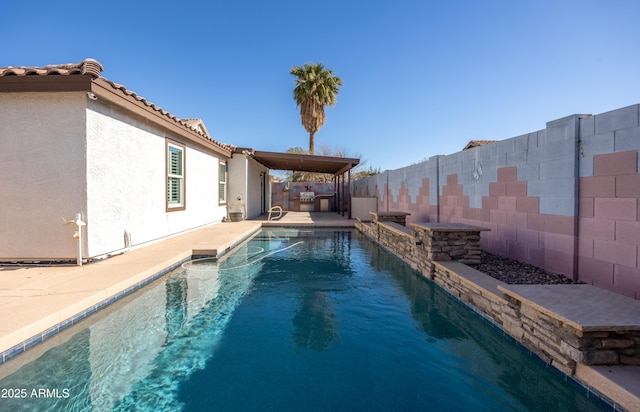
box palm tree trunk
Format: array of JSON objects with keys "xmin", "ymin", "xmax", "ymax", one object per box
[{"xmin": 309, "ymin": 131, "xmax": 315, "ymax": 154}]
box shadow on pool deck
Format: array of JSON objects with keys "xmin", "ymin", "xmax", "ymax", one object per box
[{"xmin": 0, "ymin": 214, "xmax": 638, "ymax": 411}]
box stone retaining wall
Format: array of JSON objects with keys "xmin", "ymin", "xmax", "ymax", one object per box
[{"xmin": 500, "ymin": 291, "xmax": 640, "ymax": 374}]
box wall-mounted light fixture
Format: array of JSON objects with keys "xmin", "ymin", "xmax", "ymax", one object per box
[{"xmin": 87, "ymin": 92, "xmax": 98, "ymax": 101}]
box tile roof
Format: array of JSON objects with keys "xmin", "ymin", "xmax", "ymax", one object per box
[
  {"xmin": 463, "ymin": 140, "xmax": 498, "ymax": 150},
  {"xmin": 0, "ymin": 58, "xmax": 234, "ymax": 155},
  {"xmin": 0, "ymin": 58, "xmax": 104, "ymax": 78}
]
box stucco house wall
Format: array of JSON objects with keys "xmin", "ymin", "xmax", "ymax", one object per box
[
  {"xmin": 0, "ymin": 92, "xmax": 88, "ymax": 260},
  {"xmin": 227, "ymin": 154, "xmax": 269, "ymax": 219},
  {"xmin": 0, "ymin": 59, "xmax": 233, "ymax": 262},
  {"xmin": 246, "ymin": 157, "xmax": 269, "ymax": 218},
  {"xmin": 86, "ymin": 103, "xmax": 227, "ymax": 257}
]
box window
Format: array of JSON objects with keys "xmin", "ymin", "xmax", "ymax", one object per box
[
  {"xmin": 167, "ymin": 140, "xmax": 185, "ymax": 211},
  {"xmin": 219, "ymin": 161, "xmax": 227, "ymax": 205}
]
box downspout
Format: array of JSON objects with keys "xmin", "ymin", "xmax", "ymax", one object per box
[
  {"xmin": 386, "ymin": 171, "xmax": 390, "ymax": 212},
  {"xmin": 573, "ymin": 114, "xmax": 590, "ymax": 281},
  {"xmin": 244, "ymin": 155, "xmax": 249, "ymax": 219},
  {"xmin": 348, "ymin": 168, "xmax": 352, "ymax": 219}
]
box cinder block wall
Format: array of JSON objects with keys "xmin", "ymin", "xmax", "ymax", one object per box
[{"xmin": 353, "ymin": 104, "xmax": 640, "ymax": 299}]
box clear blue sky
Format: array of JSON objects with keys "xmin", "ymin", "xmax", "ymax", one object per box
[{"xmin": 3, "ymin": 0, "xmax": 639, "ymax": 171}]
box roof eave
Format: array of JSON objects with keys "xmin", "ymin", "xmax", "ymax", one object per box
[
  {"xmin": 91, "ymin": 78, "xmax": 232, "ymax": 158},
  {"xmin": 0, "ymin": 68, "xmax": 232, "ymax": 159},
  {"xmin": 0, "ymin": 74, "xmax": 94, "ymax": 92}
]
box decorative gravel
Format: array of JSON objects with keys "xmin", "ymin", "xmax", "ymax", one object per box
[{"xmin": 469, "ymin": 252, "xmax": 583, "ymax": 285}]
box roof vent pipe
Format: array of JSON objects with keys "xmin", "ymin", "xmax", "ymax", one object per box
[{"xmin": 81, "ymin": 58, "xmax": 104, "ymax": 78}]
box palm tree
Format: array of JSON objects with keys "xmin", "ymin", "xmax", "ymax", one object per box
[{"xmin": 290, "ymin": 63, "xmax": 342, "ymax": 154}]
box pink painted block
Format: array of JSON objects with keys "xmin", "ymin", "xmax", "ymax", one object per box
[
  {"xmin": 420, "ymin": 178, "xmax": 430, "ymax": 194},
  {"xmin": 579, "ymin": 217, "xmax": 615, "ymax": 241},
  {"xmin": 498, "ymin": 166, "xmax": 518, "ymax": 182},
  {"xmin": 447, "ymin": 174, "xmax": 458, "ymax": 185},
  {"xmin": 516, "ymin": 196, "xmax": 539, "ymax": 213},
  {"xmin": 506, "ymin": 181, "xmax": 527, "ymax": 197},
  {"xmin": 527, "ymin": 213, "xmax": 545, "ymax": 231},
  {"xmin": 497, "ymin": 196, "xmax": 517, "ymax": 211},
  {"xmin": 440, "ymin": 195, "xmax": 451, "ymax": 206},
  {"xmin": 616, "ymin": 221, "xmax": 640, "ymax": 246},
  {"xmin": 594, "ymin": 239, "xmax": 637, "ymax": 267},
  {"xmin": 594, "ymin": 198, "xmax": 638, "ymax": 221},
  {"xmin": 544, "ymin": 214, "xmax": 576, "ymax": 236},
  {"xmin": 528, "ymin": 247, "xmax": 545, "ymax": 266},
  {"xmin": 544, "ymin": 233, "xmax": 576, "ymax": 255},
  {"xmin": 483, "ymin": 195, "xmax": 498, "ymax": 209},
  {"xmin": 486, "ymin": 237, "xmax": 507, "ymax": 255},
  {"xmin": 579, "ymin": 197, "xmax": 594, "ymax": 218},
  {"xmin": 507, "ymin": 240, "xmax": 527, "ymax": 261},
  {"xmin": 497, "ymin": 224, "xmax": 517, "ymax": 241},
  {"xmin": 477, "ymin": 207, "xmax": 491, "ymax": 222},
  {"xmin": 440, "ymin": 206, "xmax": 455, "ymax": 221},
  {"xmin": 489, "ymin": 182, "xmax": 506, "ymax": 196},
  {"xmin": 490, "ymin": 209, "xmax": 506, "ymax": 225},
  {"xmin": 593, "ymin": 150, "xmax": 638, "ymax": 176},
  {"xmin": 463, "ymin": 207, "xmax": 475, "ymax": 220},
  {"xmin": 578, "ymin": 256, "xmax": 614, "ymax": 285},
  {"xmin": 580, "ymin": 176, "xmax": 615, "ymax": 197},
  {"xmin": 616, "ymin": 174, "xmax": 640, "ymax": 198},
  {"xmin": 517, "ymin": 227, "xmax": 540, "ymax": 246},
  {"xmin": 506, "ymin": 211, "xmax": 527, "ymax": 228},
  {"xmin": 544, "ymin": 249, "xmax": 575, "ymax": 276},
  {"xmin": 578, "ymin": 236, "xmax": 594, "ymax": 258},
  {"xmin": 614, "ymin": 265, "xmax": 640, "ymax": 296}
]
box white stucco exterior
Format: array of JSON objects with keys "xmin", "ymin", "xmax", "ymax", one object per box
[
  {"xmin": 0, "ymin": 92, "xmax": 87, "ymax": 260},
  {"xmin": 0, "ymin": 90, "xmax": 229, "ymax": 261},
  {"xmin": 227, "ymin": 154, "xmax": 269, "ymax": 219}
]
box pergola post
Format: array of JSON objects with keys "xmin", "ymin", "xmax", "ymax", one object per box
[{"xmin": 347, "ymin": 168, "xmax": 352, "ymax": 219}]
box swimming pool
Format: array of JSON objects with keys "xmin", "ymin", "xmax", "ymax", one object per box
[{"xmin": 0, "ymin": 229, "xmax": 609, "ymax": 411}]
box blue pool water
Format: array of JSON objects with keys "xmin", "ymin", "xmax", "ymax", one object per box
[{"xmin": 0, "ymin": 229, "xmax": 608, "ymax": 411}]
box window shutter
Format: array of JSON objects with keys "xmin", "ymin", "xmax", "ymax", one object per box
[
  {"xmin": 219, "ymin": 162, "xmax": 227, "ymax": 203},
  {"xmin": 167, "ymin": 143, "xmax": 185, "ymax": 207}
]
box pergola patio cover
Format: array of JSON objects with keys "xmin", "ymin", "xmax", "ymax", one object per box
[{"xmin": 250, "ymin": 150, "xmax": 359, "ymax": 175}]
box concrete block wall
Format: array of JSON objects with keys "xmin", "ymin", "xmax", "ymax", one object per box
[
  {"xmin": 577, "ymin": 104, "xmax": 640, "ymax": 299},
  {"xmin": 353, "ymin": 104, "xmax": 640, "ymax": 299}
]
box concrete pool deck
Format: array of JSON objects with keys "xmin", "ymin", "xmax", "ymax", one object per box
[{"xmin": 0, "ymin": 213, "xmax": 638, "ymax": 410}]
